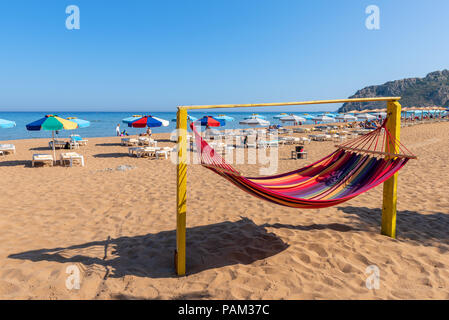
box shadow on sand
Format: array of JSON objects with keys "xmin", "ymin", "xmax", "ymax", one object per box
[
  {"xmin": 93, "ymin": 153, "xmax": 129, "ymax": 158},
  {"xmin": 9, "ymin": 218, "xmax": 292, "ymax": 278},
  {"xmin": 95, "ymin": 143, "xmax": 122, "ymax": 147},
  {"xmin": 0, "ymin": 160, "xmax": 31, "ymax": 168},
  {"xmin": 29, "ymin": 146, "xmax": 53, "ymax": 151},
  {"xmin": 338, "ymin": 206, "xmax": 449, "ymax": 250}
]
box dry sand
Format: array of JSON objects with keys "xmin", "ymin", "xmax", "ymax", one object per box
[{"xmin": 0, "ymin": 121, "xmax": 449, "ymax": 299}]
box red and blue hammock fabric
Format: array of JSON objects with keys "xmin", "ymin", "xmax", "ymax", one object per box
[{"xmin": 190, "ymin": 120, "xmax": 415, "ymax": 209}]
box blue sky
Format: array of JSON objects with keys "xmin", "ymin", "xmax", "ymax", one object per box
[{"xmin": 0, "ymin": 0, "xmax": 448, "ymax": 112}]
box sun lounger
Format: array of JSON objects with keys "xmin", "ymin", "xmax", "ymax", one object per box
[
  {"xmin": 257, "ymin": 140, "xmax": 279, "ymax": 148},
  {"xmin": 129, "ymin": 147, "xmax": 144, "ymax": 157},
  {"xmin": 132, "ymin": 147, "xmax": 158, "ymax": 158},
  {"xmin": 121, "ymin": 138, "xmax": 139, "ymax": 146},
  {"xmin": 138, "ymin": 137, "xmax": 154, "ymax": 146},
  {"xmin": 0, "ymin": 144, "xmax": 16, "ymax": 154},
  {"xmin": 32, "ymin": 154, "xmax": 54, "ymax": 167},
  {"xmin": 155, "ymin": 147, "xmax": 174, "ymax": 159},
  {"xmin": 280, "ymin": 137, "xmax": 298, "ymax": 145},
  {"xmin": 70, "ymin": 135, "xmax": 88, "ymax": 146},
  {"xmin": 309, "ymin": 134, "xmax": 323, "ymax": 141},
  {"xmin": 60, "ymin": 152, "xmax": 85, "ymax": 167},
  {"xmin": 49, "ymin": 140, "xmax": 66, "ymax": 149}
]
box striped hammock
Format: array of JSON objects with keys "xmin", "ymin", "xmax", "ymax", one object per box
[{"xmin": 190, "ymin": 120, "xmax": 416, "ymax": 209}]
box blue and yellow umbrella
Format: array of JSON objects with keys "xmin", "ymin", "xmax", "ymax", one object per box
[{"xmin": 67, "ymin": 117, "xmax": 91, "ymax": 128}]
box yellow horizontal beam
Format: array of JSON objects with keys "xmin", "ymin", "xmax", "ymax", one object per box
[{"xmin": 179, "ymin": 97, "xmax": 401, "ymax": 110}]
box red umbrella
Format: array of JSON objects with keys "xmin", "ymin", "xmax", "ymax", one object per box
[{"xmin": 195, "ymin": 116, "xmax": 225, "ymax": 127}]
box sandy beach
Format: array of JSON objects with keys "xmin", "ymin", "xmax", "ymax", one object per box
[{"xmin": 0, "ymin": 121, "xmax": 449, "ymax": 299}]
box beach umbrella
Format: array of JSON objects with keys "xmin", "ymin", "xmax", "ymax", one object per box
[
  {"xmin": 122, "ymin": 115, "xmax": 144, "ymax": 124},
  {"xmin": 318, "ymin": 113, "xmax": 336, "ymax": 117},
  {"xmin": 67, "ymin": 117, "xmax": 91, "ymax": 128},
  {"xmin": 311, "ymin": 115, "xmax": 334, "ymax": 123},
  {"xmin": 0, "ymin": 119, "xmax": 16, "ymax": 129},
  {"xmin": 127, "ymin": 115, "xmax": 169, "ymax": 128},
  {"xmin": 300, "ymin": 114, "xmax": 315, "ymax": 120},
  {"xmin": 356, "ymin": 113, "xmax": 376, "ymax": 120},
  {"xmin": 244, "ymin": 113, "xmax": 266, "ymax": 120},
  {"xmin": 239, "ymin": 117, "xmax": 270, "ymax": 127},
  {"xmin": 194, "ymin": 116, "xmax": 225, "ymax": 127},
  {"xmin": 26, "ymin": 114, "xmax": 78, "ymax": 162},
  {"xmin": 171, "ymin": 115, "xmax": 198, "ymax": 122},
  {"xmin": 215, "ymin": 114, "xmax": 235, "ymax": 121},
  {"xmin": 335, "ymin": 114, "xmax": 357, "ymax": 121},
  {"xmin": 273, "ymin": 113, "xmax": 288, "ymax": 119},
  {"xmin": 279, "ymin": 114, "xmax": 306, "ymax": 123}
]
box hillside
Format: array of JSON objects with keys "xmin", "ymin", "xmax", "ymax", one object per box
[{"xmin": 339, "ymin": 70, "xmax": 449, "ymax": 112}]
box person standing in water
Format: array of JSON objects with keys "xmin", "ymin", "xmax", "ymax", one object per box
[{"xmin": 116, "ymin": 124, "xmax": 121, "ymax": 136}]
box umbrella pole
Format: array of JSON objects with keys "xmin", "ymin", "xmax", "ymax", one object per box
[{"xmin": 52, "ymin": 131, "xmax": 56, "ymax": 165}]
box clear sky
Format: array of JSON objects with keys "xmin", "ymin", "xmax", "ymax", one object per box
[{"xmin": 0, "ymin": 0, "xmax": 448, "ymax": 112}]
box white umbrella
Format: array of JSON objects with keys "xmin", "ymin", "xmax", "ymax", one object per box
[
  {"xmin": 335, "ymin": 114, "xmax": 357, "ymax": 121},
  {"xmin": 356, "ymin": 114, "xmax": 376, "ymax": 121},
  {"xmin": 273, "ymin": 113, "xmax": 289, "ymax": 119},
  {"xmin": 279, "ymin": 115, "xmax": 306, "ymax": 123},
  {"xmin": 239, "ymin": 117, "xmax": 270, "ymax": 127},
  {"xmin": 311, "ymin": 115, "xmax": 334, "ymax": 122}
]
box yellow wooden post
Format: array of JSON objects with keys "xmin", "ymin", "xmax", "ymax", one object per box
[
  {"xmin": 381, "ymin": 100, "xmax": 401, "ymax": 238},
  {"xmin": 176, "ymin": 107, "xmax": 187, "ymax": 275}
]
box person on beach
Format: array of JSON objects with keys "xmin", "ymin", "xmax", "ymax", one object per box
[
  {"xmin": 139, "ymin": 127, "xmax": 152, "ymax": 137},
  {"xmin": 116, "ymin": 124, "xmax": 121, "ymax": 136}
]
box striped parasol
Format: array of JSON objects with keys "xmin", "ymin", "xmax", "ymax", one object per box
[
  {"xmin": 26, "ymin": 115, "xmax": 79, "ymax": 163},
  {"xmin": 126, "ymin": 115, "xmax": 169, "ymax": 128},
  {"xmin": 194, "ymin": 116, "xmax": 225, "ymax": 127}
]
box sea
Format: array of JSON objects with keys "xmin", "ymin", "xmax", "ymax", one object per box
[{"xmin": 0, "ymin": 111, "xmax": 337, "ymax": 141}]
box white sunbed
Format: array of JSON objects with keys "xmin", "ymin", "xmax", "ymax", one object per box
[
  {"xmin": 139, "ymin": 137, "xmax": 157, "ymax": 147},
  {"xmin": 257, "ymin": 140, "xmax": 279, "ymax": 148},
  {"xmin": 32, "ymin": 154, "xmax": 54, "ymax": 167},
  {"xmin": 0, "ymin": 144, "xmax": 16, "ymax": 155},
  {"xmin": 130, "ymin": 147, "xmax": 159, "ymax": 158},
  {"xmin": 70, "ymin": 135, "xmax": 88, "ymax": 146},
  {"xmin": 155, "ymin": 147, "xmax": 175, "ymax": 159},
  {"xmin": 60, "ymin": 152, "xmax": 85, "ymax": 167},
  {"xmin": 121, "ymin": 138, "xmax": 139, "ymax": 146},
  {"xmin": 49, "ymin": 140, "xmax": 66, "ymax": 149},
  {"xmin": 129, "ymin": 147, "xmax": 144, "ymax": 157}
]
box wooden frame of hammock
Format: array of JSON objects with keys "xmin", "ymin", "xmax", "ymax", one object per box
[{"xmin": 175, "ymin": 97, "xmax": 403, "ymax": 276}]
